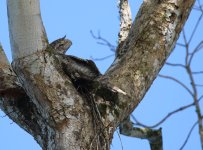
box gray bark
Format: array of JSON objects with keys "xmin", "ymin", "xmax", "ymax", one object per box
[{"xmin": 0, "ymin": 0, "xmax": 195, "ymax": 149}]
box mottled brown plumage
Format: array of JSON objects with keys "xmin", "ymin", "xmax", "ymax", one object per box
[
  {"xmin": 50, "ymin": 36, "xmax": 101, "ymax": 83},
  {"xmin": 61, "ymin": 55, "xmax": 101, "ymax": 81},
  {"xmin": 50, "ymin": 36, "xmax": 72, "ymax": 54}
]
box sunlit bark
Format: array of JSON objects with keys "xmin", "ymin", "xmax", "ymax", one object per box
[{"xmin": 0, "ymin": 0, "xmax": 195, "ymax": 150}]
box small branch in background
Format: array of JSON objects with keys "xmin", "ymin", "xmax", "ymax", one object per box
[
  {"xmin": 195, "ymin": 84, "xmax": 203, "ymax": 87},
  {"xmin": 188, "ymin": 13, "xmax": 203, "ymax": 44},
  {"xmin": 188, "ymin": 41, "xmax": 203, "ymax": 66},
  {"xmin": 90, "ymin": 54, "xmax": 114, "ymax": 61},
  {"xmin": 188, "ymin": 0, "xmax": 203, "ymax": 45},
  {"xmin": 182, "ymin": 20, "xmax": 203, "ymax": 148},
  {"xmin": 179, "ymin": 118, "xmax": 201, "ymax": 150},
  {"xmin": 131, "ymin": 98, "xmax": 202, "ymax": 128},
  {"xmin": 90, "ymin": 30, "xmax": 116, "ymax": 61},
  {"xmin": 116, "ymin": 130, "xmax": 124, "ymax": 150},
  {"xmin": 176, "ymin": 42, "xmax": 186, "ymax": 47},
  {"xmin": 192, "ymin": 71, "xmax": 203, "ymax": 75},
  {"xmin": 119, "ymin": 117, "xmax": 162, "ymax": 150},
  {"xmin": 90, "ymin": 30, "xmax": 116, "ymax": 52},
  {"xmin": 116, "ymin": 0, "xmax": 132, "ymax": 57},
  {"xmin": 158, "ymin": 74, "xmax": 193, "ymax": 97},
  {"xmin": 165, "ymin": 62, "xmax": 186, "ymax": 68},
  {"xmin": 193, "ymin": 6, "xmax": 202, "ymax": 11}
]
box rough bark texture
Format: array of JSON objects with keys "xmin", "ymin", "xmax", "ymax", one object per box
[
  {"xmin": 102, "ymin": 0, "xmax": 195, "ymax": 126},
  {"xmin": 0, "ymin": 0, "xmax": 195, "ymax": 150},
  {"xmin": 117, "ymin": 0, "xmax": 132, "ymax": 57}
]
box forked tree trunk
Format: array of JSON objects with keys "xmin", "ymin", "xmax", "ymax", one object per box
[{"xmin": 0, "ymin": 0, "xmax": 195, "ymax": 149}]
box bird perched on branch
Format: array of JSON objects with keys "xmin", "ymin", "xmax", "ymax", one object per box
[
  {"xmin": 61, "ymin": 55, "xmax": 101, "ymax": 81},
  {"xmin": 49, "ymin": 35, "xmax": 72, "ymax": 54},
  {"xmin": 49, "ymin": 35, "xmax": 101, "ymax": 81}
]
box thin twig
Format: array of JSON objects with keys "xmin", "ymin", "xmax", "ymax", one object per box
[
  {"xmin": 185, "ymin": 64, "xmax": 203, "ymax": 148},
  {"xmin": 182, "ymin": 8, "xmax": 203, "ymax": 147},
  {"xmin": 188, "ymin": 41, "xmax": 203, "ymax": 65},
  {"xmin": 179, "ymin": 120, "xmax": 199, "ymax": 150},
  {"xmin": 176, "ymin": 42, "xmax": 186, "ymax": 47},
  {"xmin": 182, "ymin": 29, "xmax": 189, "ymax": 65},
  {"xmin": 158, "ymin": 74, "xmax": 193, "ymax": 97},
  {"xmin": 192, "ymin": 71, "xmax": 203, "ymax": 75},
  {"xmin": 131, "ymin": 99, "xmax": 201, "ymax": 128},
  {"xmin": 188, "ymin": 12, "xmax": 203, "ymax": 44},
  {"xmin": 195, "ymin": 84, "xmax": 203, "ymax": 87},
  {"xmin": 90, "ymin": 30, "xmax": 116, "ymax": 52},
  {"xmin": 90, "ymin": 54, "xmax": 114, "ymax": 61},
  {"xmin": 116, "ymin": 130, "xmax": 124, "ymax": 150},
  {"xmin": 198, "ymin": 95, "xmax": 203, "ymax": 101},
  {"xmin": 165, "ymin": 62, "xmax": 185, "ymax": 68}
]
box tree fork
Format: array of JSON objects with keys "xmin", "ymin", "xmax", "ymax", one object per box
[{"xmin": 2, "ymin": 0, "xmax": 196, "ymax": 149}]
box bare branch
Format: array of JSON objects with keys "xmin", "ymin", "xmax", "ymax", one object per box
[
  {"xmin": 165, "ymin": 62, "xmax": 185, "ymax": 68},
  {"xmin": 7, "ymin": 0, "xmax": 48, "ymax": 59},
  {"xmin": 90, "ymin": 54, "xmax": 114, "ymax": 61},
  {"xmin": 198, "ymin": 95, "xmax": 203, "ymax": 101},
  {"xmin": 117, "ymin": 0, "xmax": 132, "ymax": 45},
  {"xmin": 188, "ymin": 13, "xmax": 203, "ymax": 44},
  {"xmin": 158, "ymin": 74, "xmax": 193, "ymax": 97},
  {"xmin": 185, "ymin": 65, "xmax": 203, "ymax": 148},
  {"xmin": 192, "ymin": 71, "xmax": 203, "ymax": 75},
  {"xmin": 195, "ymin": 84, "xmax": 203, "ymax": 87},
  {"xmin": 132, "ymin": 99, "xmax": 201, "ymax": 128},
  {"xmin": 116, "ymin": 0, "xmax": 132, "ymax": 57},
  {"xmin": 0, "ymin": 43, "xmax": 19, "ymax": 92},
  {"xmin": 0, "ymin": 44, "xmax": 51, "ymax": 148},
  {"xmin": 90, "ymin": 30, "xmax": 116, "ymax": 52},
  {"xmin": 179, "ymin": 119, "xmax": 200, "ymax": 150},
  {"xmin": 188, "ymin": 0, "xmax": 203, "ymax": 44},
  {"xmin": 116, "ymin": 131, "xmax": 124, "ymax": 150},
  {"xmin": 181, "ymin": 14, "xmax": 203, "ymax": 148},
  {"xmin": 176, "ymin": 42, "xmax": 186, "ymax": 47},
  {"xmin": 101, "ymin": 0, "xmax": 196, "ymax": 130},
  {"xmin": 120, "ymin": 117, "xmax": 162, "ymax": 150},
  {"xmin": 188, "ymin": 41, "xmax": 203, "ymax": 65}
]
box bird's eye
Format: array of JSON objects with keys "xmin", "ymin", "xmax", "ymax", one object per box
[{"xmin": 59, "ymin": 44, "xmax": 64, "ymax": 47}]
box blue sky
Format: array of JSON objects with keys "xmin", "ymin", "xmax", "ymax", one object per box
[{"xmin": 0, "ymin": 0, "xmax": 203, "ymax": 150}]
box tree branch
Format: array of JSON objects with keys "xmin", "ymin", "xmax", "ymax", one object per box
[
  {"xmin": 158, "ymin": 74, "xmax": 193, "ymax": 97},
  {"xmin": 98, "ymin": 0, "xmax": 196, "ymax": 130},
  {"xmin": 182, "ymin": 24, "xmax": 203, "ymax": 148},
  {"xmin": 0, "ymin": 44, "xmax": 50, "ymax": 148},
  {"xmin": 179, "ymin": 118, "xmax": 202, "ymax": 150},
  {"xmin": 132, "ymin": 97, "xmax": 202, "ymax": 128},
  {"xmin": 0, "ymin": 43, "xmax": 18, "ymax": 92},
  {"xmin": 7, "ymin": 0, "xmax": 48, "ymax": 59},
  {"xmin": 117, "ymin": 0, "xmax": 132, "ymax": 56},
  {"xmin": 90, "ymin": 30, "xmax": 116, "ymax": 52},
  {"xmin": 120, "ymin": 117, "xmax": 162, "ymax": 150}
]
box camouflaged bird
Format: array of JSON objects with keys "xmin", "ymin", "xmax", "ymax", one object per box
[
  {"xmin": 61, "ymin": 55, "xmax": 101, "ymax": 81},
  {"xmin": 49, "ymin": 36, "xmax": 101, "ymax": 81},
  {"xmin": 49, "ymin": 35, "xmax": 72, "ymax": 54}
]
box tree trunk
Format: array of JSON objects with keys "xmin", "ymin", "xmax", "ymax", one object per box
[{"xmin": 0, "ymin": 0, "xmax": 195, "ymax": 150}]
